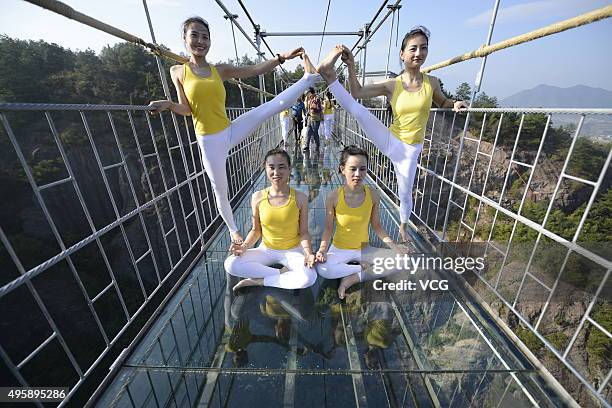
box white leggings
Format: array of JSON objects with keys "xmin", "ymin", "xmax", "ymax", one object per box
[
  {"xmin": 280, "ymin": 116, "xmax": 292, "ymax": 144},
  {"xmin": 321, "ymin": 113, "xmax": 334, "ymax": 140},
  {"xmin": 224, "ymin": 245, "xmax": 317, "ymax": 289},
  {"xmin": 197, "ymin": 73, "xmax": 319, "ymax": 233},
  {"xmin": 316, "ymin": 245, "xmax": 399, "ymax": 282},
  {"xmin": 328, "ymin": 80, "xmax": 423, "ymax": 223}
]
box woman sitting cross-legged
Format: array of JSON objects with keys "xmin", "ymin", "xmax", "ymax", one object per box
[
  {"xmin": 315, "ymin": 145, "xmax": 408, "ymax": 299},
  {"xmin": 225, "ymin": 149, "xmax": 317, "ymax": 291}
]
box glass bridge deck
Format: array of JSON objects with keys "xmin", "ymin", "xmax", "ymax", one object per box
[{"xmin": 97, "ymin": 140, "xmax": 560, "ymax": 408}]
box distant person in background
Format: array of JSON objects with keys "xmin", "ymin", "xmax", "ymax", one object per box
[
  {"xmin": 304, "ymin": 87, "xmax": 323, "ymax": 152},
  {"xmin": 322, "ymin": 91, "xmax": 335, "ymax": 144},
  {"xmin": 291, "ymin": 95, "xmax": 306, "ymax": 144}
]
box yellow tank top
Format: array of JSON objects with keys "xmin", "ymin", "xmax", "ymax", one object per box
[
  {"xmin": 182, "ymin": 64, "xmax": 230, "ymax": 135},
  {"xmin": 280, "ymin": 109, "xmax": 291, "ymax": 118},
  {"xmin": 259, "ymin": 188, "xmax": 300, "ymax": 250},
  {"xmin": 332, "ymin": 186, "xmax": 373, "ymax": 250},
  {"xmin": 388, "ymin": 73, "xmax": 433, "ymax": 144},
  {"xmin": 323, "ymin": 99, "xmax": 334, "ymax": 115}
]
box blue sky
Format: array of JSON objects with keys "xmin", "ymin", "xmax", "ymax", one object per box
[{"xmin": 2, "ymin": 0, "xmax": 611, "ymax": 99}]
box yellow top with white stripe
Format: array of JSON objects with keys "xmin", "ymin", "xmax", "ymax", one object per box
[
  {"xmin": 388, "ymin": 73, "xmax": 433, "ymax": 144},
  {"xmin": 259, "ymin": 188, "xmax": 300, "ymax": 250},
  {"xmin": 182, "ymin": 64, "xmax": 230, "ymax": 135},
  {"xmin": 332, "ymin": 186, "xmax": 373, "ymax": 250}
]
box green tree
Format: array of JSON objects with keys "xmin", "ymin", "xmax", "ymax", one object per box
[{"xmin": 455, "ymin": 82, "xmax": 471, "ymax": 101}]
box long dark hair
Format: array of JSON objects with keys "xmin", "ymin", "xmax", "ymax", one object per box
[
  {"xmin": 264, "ymin": 148, "xmax": 291, "ymax": 167},
  {"xmin": 400, "ymin": 27, "xmax": 429, "ymax": 51},
  {"xmin": 182, "ymin": 16, "xmax": 210, "ymax": 39},
  {"xmin": 338, "ymin": 145, "xmax": 368, "ymax": 173}
]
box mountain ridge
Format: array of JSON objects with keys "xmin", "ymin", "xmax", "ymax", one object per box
[{"xmin": 500, "ymin": 84, "xmax": 612, "ymax": 108}]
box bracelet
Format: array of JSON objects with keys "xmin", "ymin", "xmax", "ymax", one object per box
[{"xmin": 276, "ymin": 53, "xmax": 285, "ymax": 64}]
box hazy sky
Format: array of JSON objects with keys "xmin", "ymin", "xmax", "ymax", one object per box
[{"xmin": 2, "ymin": 0, "xmax": 611, "ymax": 98}]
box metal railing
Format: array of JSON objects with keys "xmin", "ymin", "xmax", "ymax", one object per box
[
  {"xmin": 336, "ymin": 106, "xmax": 612, "ymax": 407},
  {"xmin": 0, "ymin": 103, "xmax": 279, "ymax": 406}
]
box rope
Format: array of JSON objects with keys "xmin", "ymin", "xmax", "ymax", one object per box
[
  {"xmin": 0, "ymin": 103, "xmax": 153, "ymax": 111},
  {"xmin": 422, "ymin": 5, "xmax": 612, "ymax": 73},
  {"xmin": 316, "ymin": 0, "xmax": 333, "ymax": 64},
  {"xmin": 23, "ymin": 0, "xmax": 275, "ymax": 98}
]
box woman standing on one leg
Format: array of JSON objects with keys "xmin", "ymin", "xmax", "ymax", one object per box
[
  {"xmin": 280, "ymin": 107, "xmax": 293, "ymax": 148},
  {"xmin": 149, "ymin": 17, "xmax": 320, "ymax": 245},
  {"xmin": 317, "ymin": 26, "xmax": 467, "ymax": 243},
  {"xmin": 315, "ymin": 146, "xmax": 407, "ymax": 299},
  {"xmin": 322, "ymin": 91, "xmax": 335, "ymax": 144},
  {"xmin": 225, "ymin": 149, "xmax": 317, "ymax": 291}
]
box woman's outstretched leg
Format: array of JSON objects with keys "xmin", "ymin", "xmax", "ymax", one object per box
[{"xmin": 229, "ymin": 53, "xmax": 320, "ymax": 149}]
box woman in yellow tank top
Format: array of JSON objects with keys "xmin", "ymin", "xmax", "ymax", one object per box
[
  {"xmin": 317, "ymin": 26, "xmax": 468, "ymax": 244},
  {"xmin": 315, "ymin": 146, "xmax": 407, "ymax": 299},
  {"xmin": 224, "ymin": 149, "xmax": 316, "ymax": 291},
  {"xmin": 149, "ymin": 17, "xmax": 321, "ymax": 246}
]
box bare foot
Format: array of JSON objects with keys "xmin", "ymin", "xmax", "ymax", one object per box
[
  {"xmin": 302, "ymin": 52, "xmax": 316, "ymax": 74},
  {"xmin": 279, "ymin": 266, "xmax": 290, "ymax": 273},
  {"xmin": 338, "ymin": 273, "xmax": 360, "ymax": 299},
  {"xmin": 398, "ymin": 223, "xmax": 410, "ymax": 243},
  {"xmin": 233, "ymin": 278, "xmax": 263, "ymax": 292},
  {"xmin": 316, "ymin": 46, "xmax": 343, "ymax": 83}
]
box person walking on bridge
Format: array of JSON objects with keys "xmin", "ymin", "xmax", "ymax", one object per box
[
  {"xmin": 291, "ymin": 95, "xmax": 306, "ymax": 145},
  {"xmin": 317, "ymin": 26, "xmax": 468, "ymax": 244},
  {"xmin": 149, "ymin": 16, "xmax": 320, "ymax": 246}
]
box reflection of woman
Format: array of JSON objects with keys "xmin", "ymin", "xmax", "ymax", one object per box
[
  {"xmin": 321, "ymin": 91, "xmax": 335, "ymax": 143},
  {"xmin": 149, "ymin": 16, "xmax": 320, "ymax": 245},
  {"xmin": 360, "ymin": 302, "xmax": 398, "ymax": 370},
  {"xmin": 315, "ymin": 146, "xmax": 406, "ymax": 298},
  {"xmin": 303, "ymin": 151, "xmax": 322, "ymax": 203},
  {"xmin": 317, "ymin": 26, "xmax": 467, "ymax": 243},
  {"xmin": 224, "ymin": 149, "xmax": 317, "ymax": 291},
  {"xmin": 280, "ymin": 107, "xmax": 293, "ymax": 148}
]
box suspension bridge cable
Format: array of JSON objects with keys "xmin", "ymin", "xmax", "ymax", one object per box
[
  {"xmin": 228, "ymin": 16, "xmax": 247, "ymax": 108},
  {"xmin": 384, "ymin": 8, "xmax": 396, "ymax": 79},
  {"xmin": 23, "ymin": 0, "xmax": 275, "ymax": 97},
  {"xmin": 380, "ymin": 8, "xmax": 396, "ymax": 107},
  {"xmin": 351, "ymin": 0, "xmax": 398, "ymax": 53},
  {"xmin": 331, "ymin": 2, "xmax": 400, "ymax": 90},
  {"xmin": 235, "ymin": 0, "xmax": 293, "ymax": 84},
  {"xmin": 422, "ymin": 5, "xmax": 612, "ymax": 73},
  {"xmin": 316, "ymin": 0, "xmax": 333, "ymax": 64},
  {"xmin": 236, "ymin": 0, "xmax": 257, "ymax": 29}
]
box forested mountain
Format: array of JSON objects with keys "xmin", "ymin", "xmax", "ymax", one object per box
[{"xmin": 0, "ymin": 35, "xmax": 307, "ymax": 107}]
